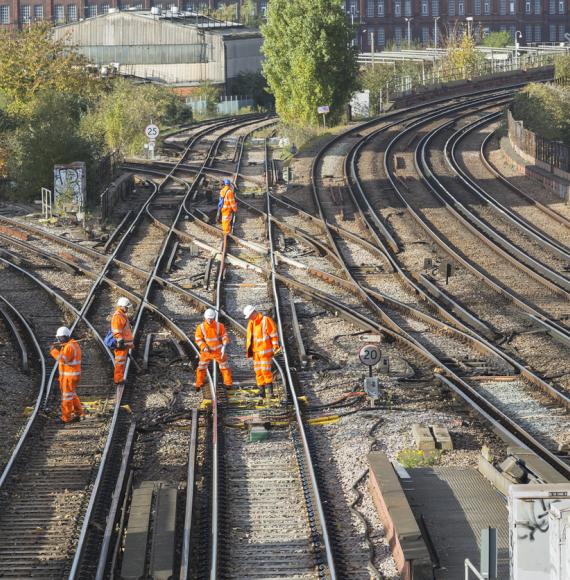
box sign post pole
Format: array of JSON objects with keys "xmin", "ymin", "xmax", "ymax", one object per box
[{"xmin": 317, "ymin": 105, "xmax": 330, "ymax": 129}]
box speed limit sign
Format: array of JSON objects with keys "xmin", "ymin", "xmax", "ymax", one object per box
[
  {"xmin": 145, "ymin": 124, "xmax": 160, "ymax": 140},
  {"xmin": 359, "ymin": 344, "xmax": 381, "ymax": 366}
]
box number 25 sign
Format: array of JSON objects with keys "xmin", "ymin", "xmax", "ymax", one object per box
[{"xmin": 145, "ymin": 124, "xmax": 160, "ymax": 140}]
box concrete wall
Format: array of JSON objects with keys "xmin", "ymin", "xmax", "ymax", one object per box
[{"xmin": 224, "ymin": 36, "xmax": 264, "ymax": 79}]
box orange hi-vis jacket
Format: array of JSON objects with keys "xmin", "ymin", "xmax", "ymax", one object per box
[
  {"xmin": 220, "ymin": 185, "xmax": 237, "ymax": 213},
  {"xmin": 246, "ymin": 313, "xmax": 279, "ymax": 358},
  {"xmin": 50, "ymin": 339, "xmax": 82, "ymax": 384},
  {"xmin": 112, "ymin": 308, "xmax": 134, "ymax": 347},
  {"xmin": 195, "ymin": 320, "xmax": 229, "ymax": 353}
]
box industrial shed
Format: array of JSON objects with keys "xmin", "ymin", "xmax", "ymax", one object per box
[{"xmin": 52, "ymin": 10, "xmax": 263, "ymax": 86}]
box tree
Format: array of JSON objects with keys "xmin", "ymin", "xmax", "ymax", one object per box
[
  {"xmin": 7, "ymin": 92, "xmax": 95, "ymax": 199},
  {"xmin": 481, "ymin": 31, "xmax": 511, "ymax": 48},
  {"xmin": 0, "ymin": 23, "xmax": 98, "ymax": 118},
  {"xmin": 230, "ymin": 71, "xmax": 274, "ymax": 110},
  {"xmin": 196, "ymin": 82, "xmax": 221, "ymax": 116},
  {"xmin": 512, "ymin": 83, "xmax": 570, "ymax": 145},
  {"xmin": 445, "ymin": 35, "xmax": 486, "ymax": 79},
  {"xmin": 261, "ymin": 0, "xmax": 358, "ymax": 126},
  {"xmin": 554, "ymin": 55, "xmax": 570, "ymax": 80}
]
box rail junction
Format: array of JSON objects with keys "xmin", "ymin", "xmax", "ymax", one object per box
[{"xmin": 0, "ymin": 78, "xmax": 568, "ymax": 579}]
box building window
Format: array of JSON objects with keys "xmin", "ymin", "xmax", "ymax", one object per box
[
  {"xmin": 432, "ymin": 0, "xmax": 439, "ymax": 15},
  {"xmin": 0, "ymin": 4, "xmax": 10, "ymax": 23},
  {"xmin": 499, "ymin": 0, "xmax": 506, "ymax": 14},
  {"xmin": 550, "ymin": 24, "xmax": 557, "ymax": 40},
  {"xmin": 484, "ymin": 0, "xmax": 491, "ymax": 13},
  {"xmin": 395, "ymin": 26, "xmax": 402, "ymax": 45},
  {"xmin": 549, "ymin": 0, "xmax": 556, "ymax": 13},
  {"xmin": 422, "ymin": 25, "xmax": 429, "ymax": 43},
  {"xmin": 474, "ymin": 0, "xmax": 481, "ymax": 14},
  {"xmin": 20, "ymin": 4, "xmax": 31, "ymax": 21},
  {"xmin": 509, "ymin": 0, "xmax": 515, "ymax": 13},
  {"xmin": 34, "ymin": 4, "xmax": 43, "ymax": 18},
  {"xmin": 101, "ymin": 4, "xmax": 110, "ymax": 13},
  {"xmin": 395, "ymin": 0, "xmax": 402, "ymax": 16},
  {"xmin": 534, "ymin": 0, "xmax": 541, "ymax": 13},
  {"xmin": 377, "ymin": 0, "xmax": 384, "ymax": 16},
  {"xmin": 367, "ymin": 0, "xmax": 375, "ymax": 16},
  {"xmin": 68, "ymin": 4, "xmax": 78, "ymax": 20},
  {"xmin": 54, "ymin": 4, "xmax": 64, "ymax": 21},
  {"xmin": 377, "ymin": 27, "xmax": 385, "ymax": 45},
  {"xmin": 525, "ymin": 0, "xmax": 531, "ymax": 12},
  {"xmin": 458, "ymin": 0, "xmax": 464, "ymax": 13},
  {"xmin": 86, "ymin": 5, "xmax": 97, "ymax": 16},
  {"xmin": 449, "ymin": 0, "xmax": 455, "ymax": 14},
  {"xmin": 534, "ymin": 25, "xmax": 541, "ymax": 40},
  {"xmin": 560, "ymin": 25, "xmax": 566, "ymax": 39},
  {"xmin": 559, "ymin": 0, "xmax": 565, "ymax": 13},
  {"xmin": 525, "ymin": 24, "xmax": 532, "ymax": 41},
  {"xmin": 421, "ymin": 0, "xmax": 428, "ymax": 14}
]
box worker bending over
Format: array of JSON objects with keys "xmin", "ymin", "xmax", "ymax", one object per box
[
  {"xmin": 244, "ymin": 305, "xmax": 280, "ymax": 399},
  {"xmin": 112, "ymin": 297, "xmax": 134, "ymax": 385},
  {"xmin": 194, "ymin": 308, "xmax": 233, "ymax": 391},
  {"xmin": 218, "ymin": 178, "xmax": 237, "ymax": 235},
  {"xmin": 50, "ymin": 326, "xmax": 84, "ymax": 423}
]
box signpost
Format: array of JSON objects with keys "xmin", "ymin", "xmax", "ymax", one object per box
[
  {"xmin": 359, "ymin": 344, "xmax": 382, "ymax": 404},
  {"xmin": 317, "ymin": 105, "xmax": 330, "ymax": 129},
  {"xmin": 145, "ymin": 124, "xmax": 160, "ymax": 160}
]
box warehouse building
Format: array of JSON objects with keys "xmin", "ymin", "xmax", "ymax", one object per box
[{"xmin": 50, "ymin": 9, "xmax": 263, "ymax": 85}]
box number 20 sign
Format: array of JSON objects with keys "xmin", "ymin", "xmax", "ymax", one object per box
[{"xmin": 359, "ymin": 344, "xmax": 381, "ymax": 366}]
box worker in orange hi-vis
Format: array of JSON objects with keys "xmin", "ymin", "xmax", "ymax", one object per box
[
  {"xmin": 217, "ymin": 178, "xmax": 237, "ymax": 235},
  {"xmin": 112, "ymin": 297, "xmax": 134, "ymax": 385},
  {"xmin": 50, "ymin": 326, "xmax": 84, "ymax": 424},
  {"xmin": 194, "ymin": 308, "xmax": 233, "ymax": 391},
  {"xmin": 243, "ymin": 305, "xmax": 281, "ymax": 400}
]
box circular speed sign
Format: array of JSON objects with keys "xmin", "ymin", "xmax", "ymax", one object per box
[
  {"xmin": 145, "ymin": 124, "xmax": 160, "ymax": 140},
  {"xmin": 359, "ymin": 344, "xmax": 382, "ymax": 366}
]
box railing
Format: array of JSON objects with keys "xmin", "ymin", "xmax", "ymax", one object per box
[{"xmin": 465, "ymin": 559, "xmax": 486, "ymax": 580}]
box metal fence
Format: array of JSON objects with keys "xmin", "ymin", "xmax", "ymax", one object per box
[
  {"xmin": 186, "ymin": 95, "xmax": 254, "ymax": 115},
  {"xmin": 507, "ymin": 109, "xmax": 570, "ymax": 174}
]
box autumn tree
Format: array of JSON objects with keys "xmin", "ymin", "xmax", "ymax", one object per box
[
  {"xmin": 261, "ymin": 0, "xmax": 357, "ymax": 126},
  {"xmin": 0, "ymin": 22, "xmax": 98, "ymax": 118},
  {"xmin": 444, "ymin": 34, "xmax": 486, "ymax": 80}
]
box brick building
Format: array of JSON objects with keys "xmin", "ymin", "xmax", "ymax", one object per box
[{"xmin": 1, "ymin": 0, "xmax": 569, "ymax": 47}]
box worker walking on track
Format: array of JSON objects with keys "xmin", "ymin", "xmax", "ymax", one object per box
[
  {"xmin": 111, "ymin": 297, "xmax": 134, "ymax": 385},
  {"xmin": 194, "ymin": 308, "xmax": 233, "ymax": 391},
  {"xmin": 50, "ymin": 326, "xmax": 84, "ymax": 424},
  {"xmin": 243, "ymin": 305, "xmax": 280, "ymax": 399},
  {"xmin": 217, "ymin": 178, "xmax": 237, "ymax": 235}
]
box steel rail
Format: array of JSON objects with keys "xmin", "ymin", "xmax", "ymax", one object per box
[
  {"xmin": 265, "ymin": 140, "xmax": 338, "ymax": 578},
  {"xmin": 416, "ymin": 120, "xmax": 570, "ymax": 290},
  {"xmin": 479, "ymin": 124, "xmax": 570, "ymax": 230},
  {"xmin": 0, "ymin": 295, "xmax": 29, "ymax": 371},
  {"xmin": 0, "ymin": 294, "xmax": 46, "ymax": 487},
  {"xmin": 447, "ymin": 111, "xmax": 570, "ymax": 258}
]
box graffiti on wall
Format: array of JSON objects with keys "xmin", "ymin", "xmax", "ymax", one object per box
[{"xmin": 53, "ymin": 162, "xmax": 86, "ymax": 214}]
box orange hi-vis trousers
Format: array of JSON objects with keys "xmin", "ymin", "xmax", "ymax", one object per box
[
  {"xmin": 114, "ymin": 348, "xmax": 130, "ymax": 384},
  {"xmin": 252, "ymin": 353, "xmax": 273, "ymax": 386},
  {"xmin": 195, "ymin": 351, "xmax": 232, "ymax": 388},
  {"xmin": 221, "ymin": 209, "xmax": 234, "ymax": 234},
  {"xmin": 59, "ymin": 377, "xmax": 83, "ymax": 423}
]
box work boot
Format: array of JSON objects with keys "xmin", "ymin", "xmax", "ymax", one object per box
[
  {"xmin": 265, "ymin": 383, "xmax": 274, "ymax": 398},
  {"xmin": 194, "ymin": 384, "xmax": 202, "ymax": 393},
  {"xmin": 258, "ymin": 385, "xmax": 265, "ymax": 400}
]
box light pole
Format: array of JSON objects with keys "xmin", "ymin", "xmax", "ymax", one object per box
[
  {"xmin": 405, "ymin": 17, "xmax": 413, "ymax": 49},
  {"xmin": 515, "ymin": 30, "xmax": 522, "ymax": 69},
  {"xmin": 466, "ymin": 16, "xmax": 473, "ymax": 37},
  {"xmin": 434, "ymin": 16, "xmax": 440, "ymax": 49},
  {"xmin": 371, "ymin": 31, "xmax": 375, "ymax": 67}
]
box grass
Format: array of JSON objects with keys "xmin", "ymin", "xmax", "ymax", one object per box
[{"xmin": 396, "ymin": 448, "xmax": 441, "ymax": 469}]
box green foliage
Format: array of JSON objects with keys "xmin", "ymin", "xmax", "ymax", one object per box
[
  {"xmin": 512, "ymin": 83, "xmax": 570, "ymax": 145},
  {"xmin": 481, "ymin": 31, "xmax": 512, "ymax": 48},
  {"xmin": 261, "ymin": 0, "xmax": 358, "ymax": 127},
  {"xmin": 444, "ymin": 35, "xmax": 486, "ymax": 79},
  {"xmin": 195, "ymin": 82, "xmax": 221, "ymax": 116},
  {"xmin": 7, "ymin": 92, "xmax": 95, "ymax": 199},
  {"xmin": 212, "ymin": 2, "xmax": 238, "ymax": 22},
  {"xmin": 230, "ymin": 71, "xmax": 274, "ymax": 110},
  {"xmin": 80, "ymin": 80, "xmax": 192, "ymax": 156},
  {"xmin": 396, "ymin": 448, "xmax": 441, "ymax": 469},
  {"xmin": 0, "ymin": 22, "xmax": 99, "ymax": 118},
  {"xmin": 554, "ymin": 55, "xmax": 570, "ymax": 80},
  {"xmin": 240, "ymin": 0, "xmax": 263, "ymax": 27}
]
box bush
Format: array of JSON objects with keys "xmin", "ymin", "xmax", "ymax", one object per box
[
  {"xmin": 512, "ymin": 83, "xmax": 570, "ymax": 145},
  {"xmin": 554, "ymin": 55, "xmax": 570, "ymax": 80},
  {"xmin": 396, "ymin": 448, "xmax": 441, "ymax": 468},
  {"xmin": 481, "ymin": 31, "xmax": 512, "ymax": 48}
]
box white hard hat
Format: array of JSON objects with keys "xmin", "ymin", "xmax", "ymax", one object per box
[
  {"xmin": 204, "ymin": 308, "xmax": 216, "ymax": 320},
  {"xmin": 56, "ymin": 326, "xmax": 71, "ymax": 338},
  {"xmin": 117, "ymin": 297, "xmax": 132, "ymax": 308},
  {"xmin": 243, "ymin": 304, "xmax": 256, "ymax": 319}
]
